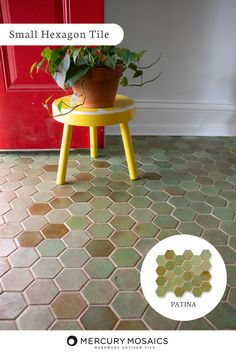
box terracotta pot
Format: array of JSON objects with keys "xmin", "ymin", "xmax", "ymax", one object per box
[{"xmin": 72, "ymin": 65, "xmax": 124, "ymax": 108}]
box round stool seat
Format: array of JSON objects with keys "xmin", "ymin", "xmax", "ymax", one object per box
[{"xmin": 52, "ymin": 95, "xmax": 136, "ymax": 127}]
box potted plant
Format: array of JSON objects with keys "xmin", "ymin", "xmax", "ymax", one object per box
[{"xmin": 30, "ymin": 45, "xmax": 161, "ymax": 114}]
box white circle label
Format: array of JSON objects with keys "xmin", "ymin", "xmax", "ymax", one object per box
[{"xmin": 140, "ymin": 234, "xmax": 227, "ymax": 321}]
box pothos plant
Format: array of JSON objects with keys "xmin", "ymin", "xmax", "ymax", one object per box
[{"xmin": 30, "ymin": 45, "xmax": 161, "ymax": 115}]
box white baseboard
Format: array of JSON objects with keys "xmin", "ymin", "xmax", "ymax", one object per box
[{"xmin": 106, "ymin": 100, "xmax": 236, "ymax": 136}]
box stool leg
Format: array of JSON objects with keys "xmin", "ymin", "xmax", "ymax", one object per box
[
  {"xmin": 56, "ymin": 124, "xmax": 73, "ymax": 185},
  {"xmin": 120, "ymin": 122, "xmax": 138, "ymax": 180},
  {"xmin": 90, "ymin": 126, "xmax": 98, "ymax": 159}
]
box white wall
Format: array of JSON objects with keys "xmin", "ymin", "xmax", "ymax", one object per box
[{"xmin": 105, "ymin": 0, "xmax": 236, "ymax": 136}]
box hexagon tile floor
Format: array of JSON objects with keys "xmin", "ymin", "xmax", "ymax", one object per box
[{"xmin": 0, "ymin": 136, "xmax": 236, "ymax": 330}]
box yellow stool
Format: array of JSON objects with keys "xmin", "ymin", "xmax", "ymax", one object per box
[{"xmin": 52, "ymin": 94, "xmax": 138, "ymax": 185}]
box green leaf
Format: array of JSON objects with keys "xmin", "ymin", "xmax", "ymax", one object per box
[
  {"xmin": 88, "ymin": 52, "xmax": 95, "ymax": 65},
  {"xmin": 133, "ymin": 70, "xmax": 143, "ymax": 78},
  {"xmin": 128, "ymin": 63, "xmax": 137, "ymax": 71},
  {"xmin": 37, "ymin": 58, "xmax": 46, "ymax": 72},
  {"xmin": 42, "ymin": 95, "xmax": 54, "ymax": 114},
  {"xmin": 120, "ymin": 76, "xmax": 128, "ymax": 87},
  {"xmin": 76, "ymin": 57, "xmax": 87, "ymax": 66},
  {"xmin": 136, "ymin": 50, "xmax": 146, "ymax": 62},
  {"xmin": 53, "ymin": 52, "xmax": 71, "ymax": 89},
  {"xmin": 57, "ymin": 100, "xmax": 63, "ymax": 113},
  {"xmin": 30, "ymin": 62, "xmax": 37, "ymax": 78},
  {"xmin": 41, "ymin": 47, "xmax": 52, "ymax": 59},
  {"xmin": 44, "ymin": 95, "xmax": 54, "ymax": 105},
  {"xmin": 49, "ymin": 49, "xmax": 61, "ymax": 73},
  {"xmin": 65, "ymin": 66, "xmax": 90, "ymax": 88},
  {"xmin": 101, "ymin": 46, "xmax": 115, "ymax": 55},
  {"xmin": 57, "ymin": 46, "xmax": 69, "ymax": 55},
  {"xmin": 117, "ymin": 48, "xmax": 137, "ymax": 66},
  {"xmin": 104, "ymin": 54, "xmax": 117, "ymax": 69},
  {"xmin": 86, "ymin": 47, "xmax": 93, "ymax": 53},
  {"xmin": 73, "ymin": 48, "xmax": 81, "ymax": 63}
]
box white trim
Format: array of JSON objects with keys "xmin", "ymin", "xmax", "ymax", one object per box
[
  {"xmin": 106, "ymin": 100, "xmax": 236, "ymax": 136},
  {"xmin": 135, "ymin": 100, "xmax": 236, "ymax": 112}
]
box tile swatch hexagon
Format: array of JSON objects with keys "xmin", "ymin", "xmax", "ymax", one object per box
[{"xmin": 156, "ymin": 250, "xmax": 212, "ymax": 297}]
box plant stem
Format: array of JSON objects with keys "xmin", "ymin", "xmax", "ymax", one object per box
[
  {"xmin": 51, "ymin": 80, "xmax": 87, "ymax": 117},
  {"xmin": 128, "ymin": 72, "xmax": 161, "ymax": 87},
  {"xmin": 138, "ymin": 54, "xmax": 161, "ymax": 69}
]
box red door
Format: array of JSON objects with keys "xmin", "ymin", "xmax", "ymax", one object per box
[{"xmin": 0, "ymin": 0, "xmax": 104, "ymax": 149}]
